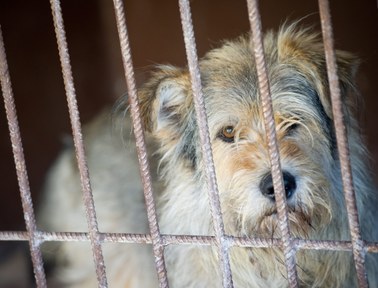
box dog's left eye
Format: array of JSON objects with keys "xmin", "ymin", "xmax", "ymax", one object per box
[{"xmin": 218, "ymin": 126, "xmax": 235, "ymax": 143}]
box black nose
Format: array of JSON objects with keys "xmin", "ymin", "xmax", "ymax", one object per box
[{"xmin": 259, "ymin": 171, "xmax": 296, "ymax": 200}]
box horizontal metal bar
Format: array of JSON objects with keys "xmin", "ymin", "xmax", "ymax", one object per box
[{"xmin": 2, "ymin": 231, "xmax": 377, "ymax": 253}]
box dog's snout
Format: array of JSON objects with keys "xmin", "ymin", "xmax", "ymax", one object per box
[{"xmin": 259, "ymin": 171, "xmax": 296, "ymax": 200}]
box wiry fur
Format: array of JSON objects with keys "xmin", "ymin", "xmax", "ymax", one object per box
[{"xmin": 38, "ymin": 24, "xmax": 378, "ymax": 287}]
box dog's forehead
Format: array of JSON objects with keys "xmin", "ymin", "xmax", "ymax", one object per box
[
  {"xmin": 199, "ymin": 42, "xmax": 319, "ymax": 118},
  {"xmin": 200, "ymin": 37, "xmax": 258, "ymax": 101}
]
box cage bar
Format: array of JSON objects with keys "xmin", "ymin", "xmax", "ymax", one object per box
[
  {"xmin": 49, "ymin": 0, "xmax": 108, "ymax": 286},
  {"xmin": 111, "ymin": 0, "xmax": 169, "ymax": 287},
  {"xmin": 318, "ymin": 0, "xmax": 368, "ymax": 286},
  {"xmin": 178, "ymin": 0, "xmax": 234, "ymax": 287},
  {"xmin": 245, "ymin": 0, "xmax": 299, "ymax": 287},
  {"xmin": 3, "ymin": 229, "xmax": 378, "ymax": 254},
  {"xmin": 0, "ymin": 26, "xmax": 47, "ymax": 288}
]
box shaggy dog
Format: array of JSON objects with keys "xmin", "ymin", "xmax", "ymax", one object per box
[{"xmin": 38, "ymin": 24, "xmax": 378, "ymax": 287}]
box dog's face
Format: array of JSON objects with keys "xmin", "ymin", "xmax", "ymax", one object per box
[{"xmin": 139, "ymin": 25, "xmax": 358, "ymax": 239}]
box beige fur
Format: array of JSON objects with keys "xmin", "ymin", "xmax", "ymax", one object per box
[{"xmin": 38, "ymin": 23, "xmax": 378, "ymax": 287}]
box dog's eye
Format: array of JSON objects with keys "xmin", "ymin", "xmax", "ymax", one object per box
[{"xmin": 218, "ymin": 126, "xmax": 235, "ymax": 143}]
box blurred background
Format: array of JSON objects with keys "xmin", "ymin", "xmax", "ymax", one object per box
[{"xmin": 0, "ymin": 0, "xmax": 377, "ymax": 287}]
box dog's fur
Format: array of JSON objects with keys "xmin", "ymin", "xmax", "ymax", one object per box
[{"xmin": 38, "ymin": 24, "xmax": 378, "ymax": 287}]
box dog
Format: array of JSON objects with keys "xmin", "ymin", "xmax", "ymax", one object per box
[{"xmin": 38, "ymin": 23, "xmax": 378, "ymax": 287}]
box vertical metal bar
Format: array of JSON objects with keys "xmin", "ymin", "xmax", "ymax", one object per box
[
  {"xmin": 177, "ymin": 0, "xmax": 234, "ymax": 287},
  {"xmin": 49, "ymin": 1, "xmax": 108, "ymax": 287},
  {"xmin": 318, "ymin": 0, "xmax": 368, "ymax": 286},
  {"xmin": 111, "ymin": 0, "xmax": 169, "ymax": 287},
  {"xmin": 0, "ymin": 26, "xmax": 47, "ymax": 288},
  {"xmin": 245, "ymin": 0, "xmax": 298, "ymax": 287}
]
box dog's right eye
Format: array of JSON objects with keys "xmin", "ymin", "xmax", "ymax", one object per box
[{"xmin": 218, "ymin": 126, "xmax": 235, "ymax": 143}]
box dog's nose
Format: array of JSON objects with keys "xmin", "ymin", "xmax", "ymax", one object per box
[{"xmin": 259, "ymin": 171, "xmax": 296, "ymax": 200}]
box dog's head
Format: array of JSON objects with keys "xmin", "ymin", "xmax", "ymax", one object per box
[{"xmin": 138, "ymin": 24, "xmax": 359, "ymax": 239}]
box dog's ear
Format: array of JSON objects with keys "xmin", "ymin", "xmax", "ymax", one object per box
[
  {"xmin": 326, "ymin": 50, "xmax": 360, "ymax": 115},
  {"xmin": 314, "ymin": 49, "xmax": 360, "ymax": 119},
  {"xmin": 139, "ymin": 66, "xmax": 198, "ymax": 168},
  {"xmin": 277, "ymin": 24, "xmax": 360, "ymax": 118},
  {"xmin": 138, "ymin": 65, "xmax": 193, "ymax": 135}
]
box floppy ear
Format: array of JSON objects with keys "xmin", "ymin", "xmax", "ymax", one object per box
[
  {"xmin": 138, "ymin": 65, "xmax": 193, "ymax": 135},
  {"xmin": 329, "ymin": 50, "xmax": 360, "ymax": 114},
  {"xmin": 138, "ymin": 65, "xmax": 198, "ymax": 168},
  {"xmin": 312, "ymin": 47, "xmax": 360, "ymax": 119}
]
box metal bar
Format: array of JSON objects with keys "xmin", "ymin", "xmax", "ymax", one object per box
[
  {"xmin": 49, "ymin": 1, "xmax": 108, "ymax": 287},
  {"xmin": 245, "ymin": 0, "xmax": 298, "ymax": 287},
  {"xmin": 111, "ymin": 0, "xmax": 169, "ymax": 287},
  {"xmin": 177, "ymin": 0, "xmax": 234, "ymax": 287},
  {"xmin": 0, "ymin": 26, "xmax": 47, "ymax": 288},
  {"xmin": 4, "ymin": 230, "xmax": 377, "ymax": 253},
  {"xmin": 318, "ymin": 0, "xmax": 368, "ymax": 286},
  {"xmin": 366, "ymin": 244, "xmax": 378, "ymax": 254}
]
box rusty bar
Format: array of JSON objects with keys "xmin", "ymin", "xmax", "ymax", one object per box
[
  {"xmin": 177, "ymin": 0, "xmax": 234, "ymax": 287},
  {"xmin": 318, "ymin": 0, "xmax": 368, "ymax": 286},
  {"xmin": 0, "ymin": 25, "xmax": 47, "ymax": 288},
  {"xmin": 2, "ymin": 229, "xmax": 378, "ymax": 254},
  {"xmin": 232, "ymin": 238, "xmax": 353, "ymax": 252},
  {"xmin": 366, "ymin": 243, "xmax": 378, "ymax": 254},
  {"xmin": 111, "ymin": 0, "xmax": 169, "ymax": 287},
  {"xmin": 245, "ymin": 0, "xmax": 298, "ymax": 287},
  {"xmin": 49, "ymin": 1, "xmax": 107, "ymax": 287}
]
